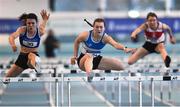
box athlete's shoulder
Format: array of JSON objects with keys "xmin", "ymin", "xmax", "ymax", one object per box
[
  {"xmin": 79, "ymin": 31, "xmax": 89, "ymax": 37},
  {"xmin": 161, "ymin": 22, "xmax": 170, "ymax": 28},
  {"xmin": 76, "ymin": 31, "xmax": 89, "ymax": 41},
  {"xmin": 16, "ymin": 26, "xmax": 26, "ymax": 34},
  {"xmin": 135, "ymin": 22, "xmax": 147, "ymax": 31},
  {"xmin": 104, "ymin": 33, "xmax": 109, "ymax": 37}
]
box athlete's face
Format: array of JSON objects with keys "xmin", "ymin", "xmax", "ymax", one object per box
[
  {"xmin": 93, "ymin": 22, "xmax": 105, "ymax": 36},
  {"xmin": 26, "ymin": 19, "xmax": 37, "ymax": 32},
  {"xmin": 147, "ymin": 16, "xmax": 158, "ymax": 29}
]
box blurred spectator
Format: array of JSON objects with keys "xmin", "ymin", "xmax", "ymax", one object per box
[{"xmin": 44, "ymin": 29, "xmax": 60, "ymax": 58}]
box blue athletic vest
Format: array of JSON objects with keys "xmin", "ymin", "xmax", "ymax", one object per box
[
  {"xmin": 83, "ymin": 30, "xmax": 106, "ymax": 53},
  {"xmin": 19, "ymin": 28, "xmax": 40, "ymax": 48}
]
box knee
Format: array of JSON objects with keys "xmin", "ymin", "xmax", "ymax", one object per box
[
  {"xmin": 79, "ymin": 65, "xmax": 85, "ymax": 71},
  {"xmin": 120, "ymin": 67, "xmax": 125, "ymax": 70},
  {"xmin": 128, "ymin": 59, "xmax": 134, "ymax": 65},
  {"xmin": 28, "ymin": 53, "xmax": 35, "ymax": 59},
  {"xmin": 116, "ymin": 64, "xmax": 125, "ymax": 71},
  {"xmin": 85, "ymin": 53, "xmax": 93, "ymax": 59}
]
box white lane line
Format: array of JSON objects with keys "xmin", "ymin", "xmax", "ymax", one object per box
[{"xmin": 81, "ymin": 81, "xmax": 115, "ymax": 107}]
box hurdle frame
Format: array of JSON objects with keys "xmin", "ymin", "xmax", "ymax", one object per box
[{"xmin": 1, "ymin": 75, "xmax": 180, "ymax": 107}]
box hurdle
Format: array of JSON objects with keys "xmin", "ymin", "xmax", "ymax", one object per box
[
  {"xmin": 1, "ymin": 59, "xmax": 179, "ymax": 106},
  {"xmin": 1, "ymin": 75, "xmax": 180, "ymax": 107}
]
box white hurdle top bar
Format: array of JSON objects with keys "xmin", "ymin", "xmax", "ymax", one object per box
[{"xmin": 0, "ymin": 75, "xmax": 180, "ymax": 82}]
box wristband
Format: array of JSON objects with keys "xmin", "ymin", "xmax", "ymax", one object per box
[{"xmin": 123, "ymin": 46, "xmax": 127, "ymax": 51}]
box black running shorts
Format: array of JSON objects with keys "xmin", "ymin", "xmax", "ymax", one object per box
[
  {"xmin": 77, "ymin": 53, "xmax": 102, "ymax": 70},
  {"xmin": 15, "ymin": 52, "xmax": 39, "ymax": 69}
]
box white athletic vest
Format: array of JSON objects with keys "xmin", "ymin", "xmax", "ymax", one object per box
[{"xmin": 144, "ymin": 22, "xmax": 165, "ymax": 43}]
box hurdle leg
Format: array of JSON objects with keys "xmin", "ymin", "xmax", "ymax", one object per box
[
  {"xmin": 168, "ymin": 81, "xmax": 172, "ymax": 102},
  {"xmin": 61, "ymin": 69, "xmax": 64, "ymax": 106},
  {"xmin": 151, "ymin": 78, "xmax": 155, "ymax": 107},
  {"xmin": 44, "ymin": 79, "xmax": 53, "ymax": 106},
  {"xmin": 111, "ymin": 80, "xmax": 115, "ymax": 102},
  {"xmin": 118, "ymin": 73, "xmax": 121, "ymax": 106},
  {"xmin": 53, "ymin": 67, "xmax": 60, "ymax": 107},
  {"xmin": 103, "ymin": 74, "xmax": 108, "ymax": 98},
  {"xmin": 67, "ymin": 81, "xmax": 71, "ymax": 107},
  {"xmin": 55, "ymin": 79, "xmax": 59, "ymax": 107},
  {"xmin": 160, "ymin": 81, "xmax": 163, "ymax": 101},
  {"xmin": 49, "ymin": 82, "xmax": 52, "ymax": 105},
  {"xmin": 139, "ymin": 79, "xmax": 142, "ymax": 107},
  {"xmin": 128, "ymin": 73, "xmax": 132, "ymax": 106}
]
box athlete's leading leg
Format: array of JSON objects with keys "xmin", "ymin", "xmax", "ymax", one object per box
[
  {"xmin": 27, "ymin": 53, "xmax": 36, "ymax": 68},
  {"xmin": 79, "ymin": 53, "xmax": 93, "ymax": 75},
  {"xmin": 78, "ymin": 53, "xmax": 94, "ymax": 82},
  {"xmin": 27, "ymin": 53, "xmax": 41, "ymax": 73},
  {"xmin": 155, "ymin": 43, "xmax": 171, "ymax": 67}
]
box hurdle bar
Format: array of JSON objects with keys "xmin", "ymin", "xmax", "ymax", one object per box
[
  {"xmin": 125, "ymin": 68, "xmax": 180, "ymax": 73},
  {"xmin": 1, "ymin": 67, "xmax": 179, "ymax": 76},
  {"xmin": 41, "ymin": 67, "xmax": 180, "ymax": 74},
  {"xmin": 1, "ymin": 75, "xmax": 180, "ymax": 82}
]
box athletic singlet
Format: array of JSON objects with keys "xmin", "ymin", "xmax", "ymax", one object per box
[
  {"xmin": 144, "ymin": 22, "xmax": 165, "ymax": 43},
  {"xmin": 19, "ymin": 28, "xmax": 40, "ymax": 48},
  {"xmin": 81, "ymin": 30, "xmax": 106, "ymax": 56}
]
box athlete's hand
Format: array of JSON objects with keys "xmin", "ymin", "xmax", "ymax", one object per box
[
  {"xmin": 71, "ymin": 57, "xmax": 77, "ymax": 65},
  {"xmin": 131, "ymin": 35, "xmax": 136, "ymax": 41},
  {"xmin": 124, "ymin": 48, "xmax": 131, "ymax": 53},
  {"xmin": 170, "ymin": 37, "xmax": 176, "ymax": 44},
  {"xmin": 130, "ymin": 48, "xmax": 138, "ymax": 54},
  {"xmin": 11, "ymin": 45, "xmax": 17, "ymax": 52},
  {"xmin": 40, "ymin": 9, "xmax": 50, "ymax": 21},
  {"xmin": 124, "ymin": 48, "xmax": 137, "ymax": 54}
]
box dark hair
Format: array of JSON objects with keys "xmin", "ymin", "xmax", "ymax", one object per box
[
  {"xmin": 146, "ymin": 12, "xmax": 158, "ymax": 20},
  {"xmin": 19, "ymin": 13, "xmax": 28, "ymax": 21},
  {"xmin": 93, "ymin": 18, "xmax": 106, "ymax": 27},
  {"xmin": 27, "ymin": 13, "xmax": 38, "ymax": 22}
]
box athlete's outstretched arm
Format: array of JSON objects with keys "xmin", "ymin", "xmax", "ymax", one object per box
[
  {"xmin": 104, "ymin": 35, "xmax": 133, "ymax": 53},
  {"xmin": 163, "ymin": 23, "xmax": 176, "ymax": 44},
  {"xmin": 131, "ymin": 23, "xmax": 146, "ymax": 40},
  {"xmin": 9, "ymin": 27, "xmax": 24, "ymax": 52},
  {"xmin": 71, "ymin": 32, "xmax": 88, "ymax": 64},
  {"xmin": 39, "ymin": 9, "xmax": 50, "ymax": 36}
]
